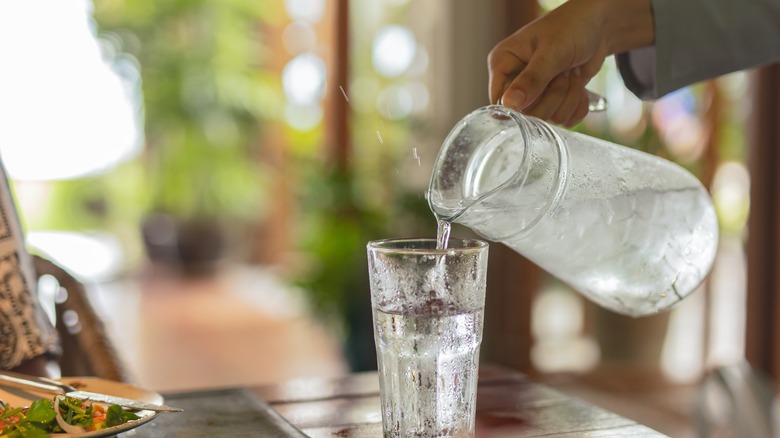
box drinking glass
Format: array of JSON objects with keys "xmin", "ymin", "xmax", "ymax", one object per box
[{"xmin": 367, "ymin": 238, "xmax": 488, "ymax": 438}]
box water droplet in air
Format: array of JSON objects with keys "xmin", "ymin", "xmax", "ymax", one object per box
[{"xmin": 339, "ymin": 85, "xmax": 349, "ymax": 101}]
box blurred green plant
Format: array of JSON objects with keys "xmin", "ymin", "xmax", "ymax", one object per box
[
  {"xmin": 292, "ymin": 165, "xmax": 432, "ymax": 311},
  {"xmin": 290, "ymin": 158, "xmax": 431, "ymax": 370},
  {"xmin": 93, "ymin": 0, "xmax": 284, "ymax": 223}
]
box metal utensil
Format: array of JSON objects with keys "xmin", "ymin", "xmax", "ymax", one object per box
[{"xmin": 0, "ymin": 370, "xmax": 182, "ymax": 412}]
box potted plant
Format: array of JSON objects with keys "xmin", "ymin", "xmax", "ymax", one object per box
[{"xmin": 94, "ymin": 0, "xmax": 282, "ymax": 273}]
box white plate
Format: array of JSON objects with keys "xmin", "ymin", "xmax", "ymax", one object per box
[{"xmin": 0, "ymin": 376, "xmax": 162, "ymax": 437}]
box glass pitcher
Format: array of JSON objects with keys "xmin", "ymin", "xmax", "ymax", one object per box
[{"xmin": 428, "ymin": 105, "xmax": 719, "ymax": 316}]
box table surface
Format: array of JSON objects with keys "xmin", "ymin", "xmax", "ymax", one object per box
[{"xmin": 249, "ymin": 363, "xmax": 669, "ymax": 437}]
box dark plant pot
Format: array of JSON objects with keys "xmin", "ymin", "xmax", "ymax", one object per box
[
  {"xmin": 141, "ymin": 213, "xmax": 226, "ymax": 276},
  {"xmin": 593, "ymin": 307, "xmax": 671, "ymax": 366}
]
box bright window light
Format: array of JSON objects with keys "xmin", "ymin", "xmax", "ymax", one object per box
[
  {"xmin": 372, "ymin": 25, "xmax": 417, "ymax": 78},
  {"xmin": 284, "ymin": 102, "xmax": 323, "ymax": 131},
  {"xmin": 282, "ymin": 21, "xmax": 317, "ymax": 56},
  {"xmin": 284, "ymin": 0, "xmax": 325, "ymax": 23},
  {"xmin": 0, "ymin": 0, "xmax": 142, "ymax": 181},
  {"xmin": 282, "ymin": 53, "xmax": 326, "ymax": 105},
  {"xmin": 376, "ymin": 85, "xmax": 413, "ymax": 120},
  {"xmin": 27, "ymin": 231, "xmax": 125, "ymax": 281}
]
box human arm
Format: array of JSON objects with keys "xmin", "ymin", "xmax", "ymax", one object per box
[
  {"xmin": 488, "ymin": 0, "xmax": 654, "ymax": 126},
  {"xmin": 0, "ymin": 260, "xmax": 60, "ymax": 378},
  {"xmin": 618, "ymin": 0, "xmax": 780, "ymax": 99},
  {"xmin": 0, "ymin": 163, "xmax": 60, "ymax": 377}
]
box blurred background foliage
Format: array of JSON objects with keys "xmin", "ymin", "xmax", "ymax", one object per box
[
  {"xmin": 93, "ymin": 0, "xmax": 279, "ymax": 222},
  {"xmin": 90, "ymin": 0, "xmax": 430, "ymax": 367}
]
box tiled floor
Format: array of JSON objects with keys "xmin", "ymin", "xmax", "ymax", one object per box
[{"xmin": 85, "ymin": 263, "xmax": 350, "ymax": 393}]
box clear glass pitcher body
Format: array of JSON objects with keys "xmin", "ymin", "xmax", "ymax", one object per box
[{"xmin": 428, "ymin": 105, "xmax": 719, "ymax": 316}]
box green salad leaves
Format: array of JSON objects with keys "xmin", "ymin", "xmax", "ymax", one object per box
[{"xmin": 0, "ymin": 396, "xmax": 140, "ymax": 437}]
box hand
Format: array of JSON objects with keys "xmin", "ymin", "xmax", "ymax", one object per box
[{"xmin": 488, "ymin": 0, "xmax": 654, "ymax": 126}]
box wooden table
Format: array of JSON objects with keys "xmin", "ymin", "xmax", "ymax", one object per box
[
  {"xmin": 252, "ymin": 364, "xmax": 669, "ymax": 437},
  {"xmin": 138, "ymin": 364, "xmax": 668, "ymax": 437}
]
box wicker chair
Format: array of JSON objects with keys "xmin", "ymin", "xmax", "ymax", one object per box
[{"xmin": 33, "ymin": 256, "xmax": 131, "ymax": 383}]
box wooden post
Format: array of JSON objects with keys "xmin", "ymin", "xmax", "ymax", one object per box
[
  {"xmin": 745, "ymin": 65, "xmax": 780, "ymax": 380},
  {"xmin": 251, "ymin": 17, "xmax": 293, "ymax": 266},
  {"xmin": 323, "ymin": 0, "xmax": 351, "ymax": 172}
]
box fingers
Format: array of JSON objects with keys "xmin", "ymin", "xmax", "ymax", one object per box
[
  {"xmin": 487, "ymin": 44, "xmax": 527, "ymax": 105},
  {"xmin": 492, "ymin": 56, "xmax": 560, "ymax": 110},
  {"xmin": 551, "ymin": 73, "xmax": 590, "ymax": 126},
  {"xmin": 553, "ymin": 88, "xmax": 591, "ymax": 127},
  {"xmin": 487, "ymin": 27, "xmax": 571, "ymax": 107},
  {"xmin": 512, "ymin": 72, "xmax": 592, "ymax": 126},
  {"xmin": 565, "ymin": 94, "xmax": 591, "ymax": 127},
  {"xmin": 521, "ymin": 73, "xmax": 570, "ymax": 121},
  {"xmin": 487, "ymin": 0, "xmax": 614, "ymax": 114},
  {"xmin": 488, "ymin": 64, "xmax": 520, "ymax": 106},
  {"xmin": 501, "ymin": 48, "xmax": 570, "ymax": 110}
]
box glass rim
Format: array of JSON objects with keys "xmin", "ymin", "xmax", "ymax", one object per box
[{"xmin": 367, "ymin": 237, "xmax": 488, "ymax": 254}]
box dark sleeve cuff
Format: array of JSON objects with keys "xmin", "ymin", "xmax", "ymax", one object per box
[{"xmin": 616, "ymin": 48, "xmax": 658, "ymax": 100}]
